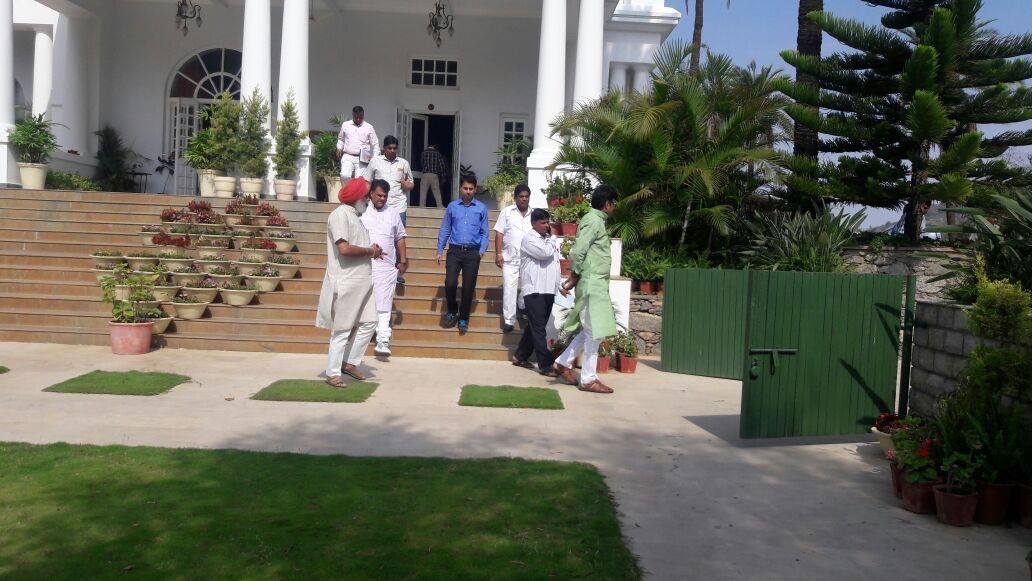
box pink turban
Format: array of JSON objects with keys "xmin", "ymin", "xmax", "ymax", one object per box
[{"xmin": 338, "ymin": 177, "xmax": 370, "ymax": 204}]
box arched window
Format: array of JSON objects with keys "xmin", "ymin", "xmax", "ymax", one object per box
[
  {"xmin": 166, "ymin": 48, "xmax": 242, "ymax": 195},
  {"xmin": 169, "ymin": 48, "xmax": 242, "ymax": 99}
]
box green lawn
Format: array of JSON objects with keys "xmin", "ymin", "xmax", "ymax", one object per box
[
  {"xmin": 459, "ymin": 385, "xmax": 565, "ymax": 410},
  {"xmin": 44, "ymin": 371, "xmax": 190, "ymax": 396},
  {"xmin": 252, "ymin": 379, "xmax": 378, "ymax": 403},
  {"xmin": 0, "ymin": 442, "xmax": 640, "ymax": 579}
]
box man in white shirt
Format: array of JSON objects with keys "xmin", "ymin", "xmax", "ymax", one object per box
[
  {"xmin": 361, "ymin": 179, "xmax": 408, "ymax": 357},
  {"xmin": 336, "ymin": 105, "xmax": 380, "ymax": 179},
  {"xmin": 365, "ymin": 135, "xmax": 414, "ymax": 224},
  {"xmin": 512, "ymin": 208, "xmax": 561, "ymax": 376},
  {"xmin": 493, "ymin": 185, "xmax": 534, "ymax": 333}
]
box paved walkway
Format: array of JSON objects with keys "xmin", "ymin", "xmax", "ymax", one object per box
[{"xmin": 1, "ymin": 342, "xmax": 1028, "ymax": 579}]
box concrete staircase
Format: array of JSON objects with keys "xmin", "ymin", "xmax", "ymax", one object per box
[{"xmin": 0, "ymin": 188, "xmax": 515, "ymax": 360}]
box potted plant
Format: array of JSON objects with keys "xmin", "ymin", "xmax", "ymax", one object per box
[
  {"xmin": 482, "ymin": 138, "xmax": 530, "ymax": 207},
  {"xmin": 168, "ymin": 295, "xmax": 207, "ymax": 320},
  {"xmin": 615, "ymin": 331, "xmax": 639, "ymax": 373},
  {"xmin": 597, "ymin": 339, "xmax": 613, "ymax": 373},
  {"xmin": 264, "ymin": 214, "xmax": 290, "ymax": 231},
  {"xmin": 223, "ymin": 199, "xmax": 251, "ymax": 225},
  {"xmin": 9, "ymin": 113, "xmax": 59, "ymax": 189},
  {"xmin": 267, "ymin": 254, "xmax": 301, "ymax": 279},
  {"xmin": 886, "ymin": 450, "xmax": 903, "ymax": 499},
  {"xmin": 194, "ymin": 252, "xmax": 231, "ymax": 273},
  {"xmin": 90, "ymin": 250, "xmax": 124, "ymax": 270},
  {"xmin": 147, "ymin": 271, "xmax": 179, "ymax": 303},
  {"xmin": 192, "ymin": 210, "xmax": 223, "ymax": 227},
  {"xmin": 234, "ymin": 88, "xmax": 271, "ymax": 197},
  {"xmin": 196, "ymin": 239, "xmax": 231, "ymax": 260},
  {"xmin": 160, "ymin": 207, "xmax": 186, "ymax": 226},
  {"xmin": 180, "ymin": 276, "xmax": 219, "ymax": 304},
  {"xmin": 208, "ymin": 265, "xmax": 243, "ymax": 287},
  {"xmin": 240, "ymin": 237, "xmax": 276, "ymax": 262},
  {"xmin": 125, "ymin": 251, "xmax": 158, "ymax": 271},
  {"xmin": 892, "ymin": 417, "xmax": 941, "ymax": 514},
  {"xmin": 204, "ymin": 92, "xmax": 242, "ymax": 198},
  {"xmin": 934, "ymin": 450, "xmax": 982, "ymax": 527},
  {"xmin": 871, "ymin": 412, "xmax": 902, "ymax": 454},
  {"xmin": 131, "ymin": 288, "xmax": 161, "ymax": 313},
  {"xmin": 219, "ymin": 281, "xmax": 258, "ymax": 306},
  {"xmin": 169, "ymin": 265, "xmax": 204, "ymax": 287},
  {"xmin": 140, "ymin": 225, "xmax": 162, "ymax": 245},
  {"xmin": 312, "ymin": 131, "xmax": 342, "ymax": 197},
  {"xmin": 99, "ymin": 266, "xmax": 154, "ymax": 355},
  {"xmin": 91, "ymin": 267, "xmax": 114, "ymax": 282},
  {"xmin": 157, "ymin": 250, "xmax": 194, "ymax": 272},
  {"xmin": 141, "ymin": 306, "xmax": 174, "ymax": 334},
  {"xmin": 246, "ymin": 264, "xmax": 282, "ymax": 292},
  {"xmin": 152, "ymin": 232, "xmax": 190, "ymax": 249},
  {"xmin": 273, "ymin": 91, "xmax": 303, "ymax": 201},
  {"xmin": 184, "ymin": 128, "xmax": 222, "ymax": 197},
  {"xmin": 267, "ymin": 230, "xmax": 296, "ymax": 252},
  {"xmin": 136, "ymin": 262, "xmax": 169, "ymax": 284},
  {"xmin": 559, "ymin": 237, "xmax": 574, "ymax": 276},
  {"xmin": 234, "ymin": 257, "xmax": 265, "ymax": 272},
  {"xmin": 253, "ymin": 202, "xmax": 280, "ymax": 226}
]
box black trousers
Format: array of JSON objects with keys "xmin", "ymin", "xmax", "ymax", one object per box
[
  {"xmin": 515, "ymin": 293, "xmax": 556, "ymax": 370},
  {"xmin": 445, "ymin": 246, "xmax": 482, "ymax": 320}
]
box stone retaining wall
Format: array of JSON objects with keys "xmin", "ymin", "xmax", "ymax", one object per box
[
  {"xmin": 910, "ymin": 301, "xmax": 985, "ymax": 416},
  {"xmin": 844, "ymin": 247, "xmax": 964, "ymax": 302},
  {"xmin": 629, "ymin": 295, "xmax": 663, "ymax": 356}
]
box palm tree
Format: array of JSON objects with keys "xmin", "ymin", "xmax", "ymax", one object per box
[
  {"xmin": 793, "ymin": 0, "xmax": 823, "ymax": 159},
  {"xmin": 551, "ymin": 41, "xmax": 790, "ymax": 249},
  {"xmin": 686, "ymin": 0, "xmax": 732, "ymax": 72}
]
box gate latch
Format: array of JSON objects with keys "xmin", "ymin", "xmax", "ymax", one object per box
[{"xmin": 749, "ymin": 348, "xmax": 798, "ymax": 376}]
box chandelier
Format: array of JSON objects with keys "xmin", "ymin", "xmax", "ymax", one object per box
[
  {"xmin": 426, "ymin": 0, "xmax": 454, "ymax": 47},
  {"xmin": 175, "ymin": 0, "xmax": 203, "ymax": 36}
]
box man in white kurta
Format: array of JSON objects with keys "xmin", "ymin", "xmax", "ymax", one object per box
[
  {"xmin": 493, "ymin": 185, "xmax": 534, "ymax": 333},
  {"xmin": 361, "ymin": 179, "xmax": 408, "ymax": 357},
  {"xmin": 336, "ymin": 106, "xmax": 380, "ymax": 179},
  {"xmin": 316, "ymin": 178, "xmax": 381, "ymax": 386},
  {"xmin": 365, "ymin": 135, "xmax": 415, "ymax": 225}
]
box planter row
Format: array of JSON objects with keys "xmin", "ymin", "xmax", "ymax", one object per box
[
  {"xmin": 889, "ymin": 462, "xmax": 1032, "ymax": 527},
  {"xmin": 197, "ymin": 170, "xmax": 298, "ymax": 201},
  {"xmin": 93, "ymin": 255, "xmax": 300, "ymax": 276}
]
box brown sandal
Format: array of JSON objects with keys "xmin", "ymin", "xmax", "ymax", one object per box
[
  {"xmin": 341, "ymin": 364, "xmax": 366, "ymax": 381},
  {"xmin": 325, "ymin": 376, "xmax": 347, "ymax": 388},
  {"xmin": 554, "ymin": 363, "xmax": 578, "ymax": 386},
  {"xmin": 578, "ymin": 380, "xmax": 614, "ymax": 394}
]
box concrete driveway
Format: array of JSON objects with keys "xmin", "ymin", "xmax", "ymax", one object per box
[{"xmin": 0, "ymin": 342, "xmax": 1028, "ymax": 579}]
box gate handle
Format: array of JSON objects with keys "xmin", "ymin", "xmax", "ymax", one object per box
[{"xmin": 749, "ymin": 348, "xmax": 798, "ymax": 375}]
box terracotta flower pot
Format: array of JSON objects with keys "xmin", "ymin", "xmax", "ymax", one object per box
[
  {"xmin": 149, "ymin": 317, "xmax": 173, "ymax": 334},
  {"xmin": 108, "ymin": 321, "xmax": 153, "ymax": 355},
  {"xmin": 550, "ymin": 223, "xmax": 563, "ymax": 236},
  {"xmin": 639, "ymin": 281, "xmax": 655, "ymax": 294},
  {"xmin": 220, "ymin": 288, "xmax": 257, "ymax": 306},
  {"xmin": 169, "ymin": 302, "xmax": 207, "ymax": 320},
  {"xmin": 596, "ymin": 355, "xmax": 611, "ymax": 373},
  {"xmin": 889, "ymin": 461, "xmax": 903, "ymax": 499},
  {"xmin": 617, "ymin": 354, "xmax": 638, "ymax": 373},
  {"xmin": 561, "ymin": 222, "xmax": 578, "ymax": 237},
  {"xmin": 900, "ymin": 477, "xmax": 938, "ymax": 514},
  {"xmin": 975, "ymin": 481, "xmax": 1014, "ymax": 525},
  {"xmin": 934, "ymin": 485, "xmax": 979, "ymax": 527},
  {"xmin": 560, "ymin": 258, "xmax": 571, "ymax": 276},
  {"xmin": 1016, "ymin": 483, "xmax": 1032, "ymax": 528}
]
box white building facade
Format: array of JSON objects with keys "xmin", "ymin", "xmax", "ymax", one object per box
[{"xmin": 3, "ymin": 0, "xmax": 678, "ymax": 204}]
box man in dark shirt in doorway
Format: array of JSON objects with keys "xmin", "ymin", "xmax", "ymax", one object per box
[
  {"xmin": 419, "ymin": 144, "xmax": 449, "ymax": 207},
  {"xmin": 436, "ymin": 175, "xmax": 489, "ymax": 333}
]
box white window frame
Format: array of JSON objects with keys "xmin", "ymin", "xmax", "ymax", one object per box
[
  {"xmin": 408, "ymin": 56, "xmax": 460, "ymax": 90},
  {"xmin": 499, "ymin": 114, "xmax": 529, "ymax": 165}
]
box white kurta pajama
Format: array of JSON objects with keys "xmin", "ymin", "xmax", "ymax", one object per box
[
  {"xmin": 360, "ymin": 204, "xmax": 407, "ymax": 345},
  {"xmin": 493, "ymin": 204, "xmax": 534, "ymax": 326},
  {"xmin": 365, "ymin": 154, "xmax": 414, "ymax": 217},
  {"xmin": 316, "ymin": 204, "xmax": 378, "ymax": 377}
]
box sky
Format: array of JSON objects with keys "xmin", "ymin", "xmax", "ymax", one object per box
[{"xmin": 661, "ymin": 0, "xmax": 1032, "ymax": 229}]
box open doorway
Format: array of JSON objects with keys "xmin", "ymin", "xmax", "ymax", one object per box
[{"xmin": 407, "ymin": 113, "xmax": 456, "ymax": 208}]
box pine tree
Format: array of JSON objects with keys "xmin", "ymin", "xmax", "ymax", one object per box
[{"xmin": 777, "ymin": 0, "xmax": 1032, "ymax": 241}]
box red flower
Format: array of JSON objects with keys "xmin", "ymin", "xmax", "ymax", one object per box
[
  {"xmin": 575, "ymin": 195, "xmax": 584, "ymax": 202},
  {"xmin": 918, "ymin": 447, "xmax": 929, "ymax": 457},
  {"xmin": 922, "ymin": 438, "xmax": 932, "ymax": 447}
]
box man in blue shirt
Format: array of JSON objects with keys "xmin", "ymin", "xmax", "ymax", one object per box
[{"xmin": 437, "ymin": 175, "xmax": 489, "ymax": 332}]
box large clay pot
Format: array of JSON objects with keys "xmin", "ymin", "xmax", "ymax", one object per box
[
  {"xmin": 976, "ymin": 482, "xmax": 1014, "ymax": 525},
  {"xmin": 212, "ymin": 176, "xmax": 237, "ymax": 198},
  {"xmin": 108, "ymin": 321, "xmax": 153, "ymax": 355},
  {"xmin": 267, "ymin": 262, "xmax": 300, "ymax": 279},
  {"xmin": 596, "ymin": 355, "xmax": 611, "ymax": 373},
  {"xmin": 900, "ymin": 477, "xmax": 938, "ymax": 514},
  {"xmin": 209, "ymin": 274, "xmax": 243, "ymax": 287},
  {"xmin": 181, "ymin": 287, "xmax": 218, "ymax": 304},
  {"xmin": 889, "ymin": 461, "xmax": 903, "ymax": 499},
  {"xmin": 18, "ymin": 162, "xmax": 48, "ymax": 189},
  {"xmin": 169, "ymin": 302, "xmax": 207, "ymax": 320},
  {"xmin": 561, "ymin": 222, "xmax": 578, "ymax": 237},
  {"xmin": 934, "ymin": 485, "xmax": 979, "ymax": 527},
  {"xmin": 550, "ymin": 223, "xmax": 563, "ymax": 236},
  {"xmin": 151, "ymin": 286, "xmax": 180, "ymax": 302},
  {"xmin": 639, "ymin": 281, "xmax": 655, "ymax": 294},
  {"xmin": 274, "ymin": 179, "xmax": 297, "ymax": 201},
  {"xmin": 617, "ymin": 354, "xmax": 638, "ymax": 373},
  {"xmin": 149, "ymin": 317, "xmax": 173, "ymax": 334},
  {"xmin": 197, "ymin": 169, "xmax": 223, "ymax": 197},
  {"xmin": 247, "ymin": 275, "xmax": 281, "ymax": 292},
  {"xmin": 239, "ymin": 177, "xmax": 264, "ymax": 196},
  {"xmin": 220, "ymin": 288, "xmax": 257, "ymax": 306},
  {"xmin": 324, "ymin": 176, "xmax": 342, "ymax": 198},
  {"xmin": 871, "ymin": 427, "xmax": 895, "ymax": 454}
]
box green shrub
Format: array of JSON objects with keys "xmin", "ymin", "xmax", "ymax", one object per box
[
  {"xmin": 46, "ymin": 170, "xmax": 101, "ymax": 191},
  {"xmin": 273, "ymin": 91, "xmax": 302, "ymax": 179},
  {"xmin": 741, "ymin": 206, "xmax": 865, "ymax": 273},
  {"xmin": 235, "ymin": 89, "xmax": 272, "ymax": 178},
  {"xmin": 9, "ymin": 113, "xmax": 58, "ymax": 164},
  {"xmin": 202, "ymin": 93, "xmax": 242, "ymax": 173},
  {"xmin": 968, "ymin": 278, "xmax": 1031, "ymax": 342},
  {"xmin": 183, "ymin": 127, "xmax": 219, "ymax": 171},
  {"xmin": 93, "ymin": 126, "xmax": 140, "ymax": 192},
  {"xmin": 311, "ymin": 132, "xmax": 340, "ymax": 178}
]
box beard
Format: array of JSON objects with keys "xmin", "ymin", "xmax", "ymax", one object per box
[{"xmin": 354, "ymin": 199, "xmax": 369, "ymax": 215}]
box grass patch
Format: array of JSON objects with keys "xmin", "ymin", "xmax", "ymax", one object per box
[
  {"xmin": 251, "ymin": 379, "xmax": 377, "ymax": 403},
  {"xmin": 0, "ymin": 366, "xmax": 8, "ymax": 374},
  {"xmin": 0, "ymin": 442, "xmax": 640, "ymax": 579},
  {"xmin": 44, "ymin": 370, "xmax": 190, "ymax": 396},
  {"xmin": 459, "ymin": 385, "xmax": 564, "ymax": 410}
]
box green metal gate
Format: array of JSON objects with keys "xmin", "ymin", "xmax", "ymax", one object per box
[
  {"xmin": 660, "ymin": 269, "xmax": 747, "ymax": 379},
  {"xmin": 661, "ymin": 269, "xmax": 916, "ymax": 438}
]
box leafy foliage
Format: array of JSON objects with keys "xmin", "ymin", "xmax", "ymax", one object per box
[
  {"xmin": 202, "ymin": 93, "xmax": 242, "ymax": 173},
  {"xmin": 183, "ymin": 128, "xmax": 219, "ymax": 171},
  {"xmin": 740, "ymin": 205, "xmax": 865, "ymax": 272},
  {"xmin": 235, "ymin": 89, "xmax": 271, "ymax": 178},
  {"xmin": 311, "ymin": 132, "xmax": 340, "ymax": 178},
  {"xmin": 9, "ymin": 113, "xmax": 58, "ymax": 164},
  {"xmin": 99, "ymin": 264, "xmax": 154, "ymax": 323},
  {"xmin": 273, "ymin": 90, "xmax": 303, "ymax": 179},
  {"xmin": 45, "ymin": 170, "xmax": 101, "ymax": 191},
  {"xmin": 967, "ymin": 277, "xmax": 1031, "ymax": 342},
  {"xmin": 482, "ymin": 139, "xmax": 532, "ymax": 194},
  {"xmin": 93, "ymin": 126, "xmax": 140, "ymax": 192}
]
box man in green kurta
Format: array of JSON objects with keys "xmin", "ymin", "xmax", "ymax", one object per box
[{"xmin": 555, "ymin": 185, "xmax": 619, "ymax": 393}]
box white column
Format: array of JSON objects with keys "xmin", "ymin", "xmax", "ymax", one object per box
[
  {"xmin": 609, "ymin": 62, "xmax": 629, "ymax": 91},
  {"xmin": 0, "ymin": 0, "xmax": 15, "ymax": 186},
  {"xmin": 572, "ymin": 0, "xmax": 604, "ymax": 106},
  {"xmin": 240, "ymin": 0, "xmax": 271, "ymax": 194},
  {"xmin": 278, "ymin": 0, "xmax": 311, "ymax": 200},
  {"xmin": 631, "ymin": 64, "xmax": 651, "ymax": 93},
  {"xmin": 526, "ymin": 0, "xmax": 567, "ymax": 209},
  {"xmin": 31, "ymin": 29, "xmax": 53, "ymax": 118}
]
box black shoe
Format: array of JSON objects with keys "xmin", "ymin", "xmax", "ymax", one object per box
[
  {"xmin": 502, "ymin": 324, "xmax": 514, "ymax": 333},
  {"xmin": 442, "ymin": 312, "xmax": 458, "ymax": 328},
  {"xmin": 397, "ymin": 276, "xmax": 406, "ymax": 285}
]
